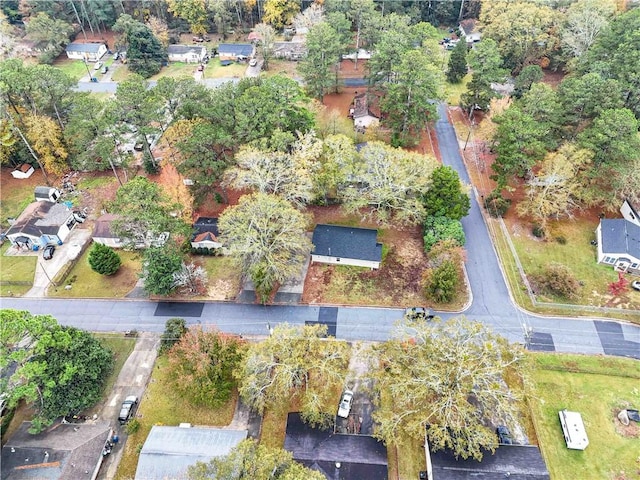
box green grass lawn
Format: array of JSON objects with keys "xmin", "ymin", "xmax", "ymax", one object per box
[
  {"xmin": 205, "ymin": 59, "xmax": 247, "ymax": 79},
  {"xmin": 77, "ymin": 175, "xmax": 117, "ymax": 191},
  {"xmin": 197, "ymin": 255, "xmax": 242, "ymax": 300},
  {"xmin": 115, "ymin": 355, "xmax": 237, "ymax": 480},
  {"xmin": 49, "ymin": 249, "xmax": 142, "ymax": 298},
  {"xmin": 0, "ymin": 177, "xmax": 39, "ymax": 230},
  {"xmin": 52, "ymin": 57, "xmax": 94, "ymax": 81},
  {"xmin": 530, "ymin": 353, "xmax": 640, "ymax": 480},
  {"xmin": 149, "ymin": 62, "xmax": 199, "ymax": 81},
  {"xmin": 110, "ymin": 64, "xmax": 134, "ymax": 82},
  {"xmin": 0, "ymin": 242, "xmax": 36, "ymax": 296},
  {"xmin": 510, "ymin": 217, "xmax": 637, "ymax": 311},
  {"xmin": 443, "ymin": 73, "xmax": 471, "ymax": 106}
]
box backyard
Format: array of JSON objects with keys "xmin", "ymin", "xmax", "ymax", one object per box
[
  {"xmin": 114, "ymin": 355, "xmax": 237, "ymax": 480},
  {"xmin": 530, "ymin": 353, "xmax": 640, "ymax": 480}
]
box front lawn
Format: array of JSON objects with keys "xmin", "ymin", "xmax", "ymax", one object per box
[
  {"xmin": 0, "ymin": 167, "xmax": 45, "ymax": 229},
  {"xmin": 198, "ymin": 255, "xmax": 242, "ymax": 300},
  {"xmin": 0, "ymin": 242, "xmax": 36, "ymax": 296},
  {"xmin": 115, "ymin": 355, "xmax": 237, "ymax": 480},
  {"xmin": 49, "ymin": 248, "xmax": 142, "ymax": 298},
  {"xmin": 530, "ymin": 353, "xmax": 640, "ymax": 480},
  {"xmin": 443, "ymin": 73, "xmax": 471, "ymax": 106},
  {"xmin": 205, "ymin": 58, "xmax": 247, "ymax": 79},
  {"xmin": 507, "ymin": 215, "xmax": 640, "ymax": 315},
  {"xmin": 149, "ymin": 62, "xmax": 199, "ymax": 80},
  {"xmin": 52, "ymin": 57, "xmax": 93, "ymax": 81}
]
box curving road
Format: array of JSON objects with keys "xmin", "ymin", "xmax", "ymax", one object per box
[{"xmin": 1, "ymin": 104, "xmax": 638, "ymax": 359}]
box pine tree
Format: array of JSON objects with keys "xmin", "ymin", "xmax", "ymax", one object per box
[
  {"xmin": 446, "ymin": 40, "xmax": 467, "ymax": 83},
  {"xmin": 88, "ymin": 242, "xmax": 122, "ymax": 275}
]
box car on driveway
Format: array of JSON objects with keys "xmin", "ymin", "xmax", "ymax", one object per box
[
  {"xmin": 337, "ymin": 390, "xmax": 354, "ymax": 418},
  {"xmin": 249, "ymin": 58, "xmax": 258, "ymax": 67},
  {"xmin": 632, "ymin": 280, "xmax": 640, "ymax": 292},
  {"xmin": 43, "ymin": 245, "xmax": 55, "ymax": 260},
  {"xmin": 101, "ymin": 65, "xmax": 108, "ymax": 74},
  {"xmin": 197, "ymin": 64, "xmax": 204, "ymax": 71},
  {"xmin": 93, "ymin": 61, "xmax": 103, "ymax": 70},
  {"xmin": 118, "ymin": 395, "xmax": 138, "ymax": 424}
]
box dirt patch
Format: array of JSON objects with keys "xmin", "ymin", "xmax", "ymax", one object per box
[{"xmin": 613, "ymin": 409, "xmax": 640, "ymax": 438}]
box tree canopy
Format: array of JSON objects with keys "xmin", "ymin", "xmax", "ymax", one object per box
[
  {"xmin": 0, "ymin": 310, "xmax": 113, "ymax": 433},
  {"xmin": 370, "ymin": 316, "xmax": 525, "ymax": 460}
]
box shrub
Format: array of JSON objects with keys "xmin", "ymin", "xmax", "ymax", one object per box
[
  {"xmin": 532, "ymin": 224, "xmax": 546, "ymax": 238},
  {"xmin": 423, "ymin": 216, "xmax": 466, "ymax": 253},
  {"xmin": 125, "ymin": 419, "xmax": 140, "ymax": 435},
  {"xmin": 555, "ymin": 235, "xmax": 567, "ymax": 245},
  {"xmin": 160, "ymin": 318, "xmax": 187, "ymax": 353},
  {"xmin": 143, "ymin": 153, "xmax": 158, "ymax": 174},
  {"xmin": 424, "ymin": 260, "xmax": 459, "ymax": 303},
  {"xmin": 88, "ymin": 243, "xmax": 122, "ymax": 275},
  {"xmin": 484, "ymin": 191, "xmax": 511, "ymax": 218},
  {"xmin": 531, "ymin": 263, "xmax": 580, "ymax": 299}
]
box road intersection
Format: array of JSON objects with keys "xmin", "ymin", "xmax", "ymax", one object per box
[{"xmin": 1, "ymin": 101, "xmax": 638, "ymax": 359}]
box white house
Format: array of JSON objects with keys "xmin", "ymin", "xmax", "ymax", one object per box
[
  {"xmin": 311, "ymin": 224, "xmax": 382, "ymax": 269},
  {"xmin": 349, "ymin": 92, "xmax": 380, "ymax": 129},
  {"xmin": 5, "ymin": 201, "xmax": 77, "ymax": 249},
  {"xmin": 65, "ymin": 42, "xmax": 107, "ymax": 62},
  {"xmin": 190, "ymin": 217, "xmax": 222, "ymax": 250},
  {"xmin": 135, "ymin": 426, "xmax": 247, "ymax": 480},
  {"xmin": 10, "ymin": 164, "xmax": 35, "ymax": 179},
  {"xmin": 167, "ymin": 44, "xmax": 207, "ymax": 63},
  {"xmin": 595, "ymin": 201, "xmax": 640, "ymax": 276},
  {"xmin": 459, "ymin": 19, "xmax": 481, "ymax": 44},
  {"xmin": 92, "ymin": 213, "xmax": 124, "ymax": 248}
]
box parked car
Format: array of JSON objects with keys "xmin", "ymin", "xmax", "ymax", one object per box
[
  {"xmin": 249, "ymin": 58, "xmax": 258, "ymax": 67},
  {"xmin": 193, "ymin": 36, "xmax": 204, "ymax": 42},
  {"xmin": 632, "ymin": 280, "xmax": 640, "ymax": 292},
  {"xmin": 93, "ymin": 61, "xmax": 103, "ymax": 70},
  {"xmin": 337, "ymin": 390, "xmax": 354, "ymax": 418},
  {"xmin": 404, "ymin": 307, "xmax": 435, "ymax": 321},
  {"xmin": 113, "ymin": 52, "xmax": 120, "ymax": 60},
  {"xmin": 197, "ymin": 64, "xmax": 204, "ymax": 72},
  {"xmin": 43, "ymin": 245, "xmax": 55, "ymax": 260},
  {"xmin": 100, "ymin": 65, "xmax": 108, "ymax": 74},
  {"xmin": 118, "ymin": 395, "xmax": 138, "ymax": 424},
  {"xmin": 496, "ymin": 425, "xmax": 513, "ymax": 444}
]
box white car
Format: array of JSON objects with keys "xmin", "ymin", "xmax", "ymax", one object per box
[
  {"xmin": 249, "ymin": 58, "xmax": 258, "ymax": 67},
  {"xmin": 337, "ymin": 390, "xmax": 354, "ymax": 418},
  {"xmin": 93, "ymin": 61, "xmax": 103, "ymax": 71},
  {"xmin": 632, "ymin": 280, "xmax": 640, "ymax": 292}
]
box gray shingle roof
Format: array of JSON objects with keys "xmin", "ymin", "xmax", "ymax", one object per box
[
  {"xmin": 167, "ymin": 44, "xmax": 206, "ymax": 56},
  {"xmin": 135, "ymin": 426, "xmax": 247, "ymax": 480},
  {"xmin": 5, "ymin": 202, "xmax": 73, "ymax": 238},
  {"xmin": 65, "ymin": 42, "xmax": 104, "ymax": 53},
  {"xmin": 600, "ymin": 218, "xmax": 640, "ymax": 260},
  {"xmin": 284, "ymin": 413, "xmax": 388, "ymax": 480},
  {"xmin": 218, "ymin": 43, "xmax": 253, "ymax": 57},
  {"xmin": 312, "ymin": 224, "xmax": 382, "ymax": 262},
  {"xmin": 430, "ymin": 444, "xmax": 550, "ymax": 480}
]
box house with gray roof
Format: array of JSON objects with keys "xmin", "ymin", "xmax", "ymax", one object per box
[
  {"xmin": 284, "ymin": 413, "xmax": 388, "ymax": 480},
  {"xmin": 1, "ymin": 421, "xmax": 112, "ymax": 480},
  {"xmin": 65, "ymin": 42, "xmax": 107, "ymax": 62},
  {"xmin": 595, "ymin": 200, "xmax": 640, "ymax": 276},
  {"xmin": 167, "ymin": 44, "xmax": 207, "ymax": 63},
  {"xmin": 311, "ymin": 224, "xmax": 382, "ymax": 269},
  {"xmin": 428, "ymin": 444, "xmax": 549, "ymax": 479},
  {"xmin": 218, "ymin": 43, "xmax": 253, "ymax": 61},
  {"xmin": 5, "ymin": 202, "xmax": 77, "ymax": 250},
  {"xmin": 273, "ymin": 41, "xmax": 306, "ymax": 60},
  {"xmin": 134, "ymin": 425, "xmax": 247, "ymax": 480}
]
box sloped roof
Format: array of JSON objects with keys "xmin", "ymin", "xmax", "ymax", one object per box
[
  {"xmin": 273, "ymin": 41, "xmax": 307, "ymax": 56},
  {"xmin": 135, "ymin": 426, "xmax": 247, "ymax": 480},
  {"xmin": 5, "ymin": 202, "xmax": 72, "ymax": 238},
  {"xmin": 1, "ymin": 421, "xmax": 111, "ymax": 480},
  {"xmin": 430, "ymin": 444, "xmax": 549, "ymax": 480},
  {"xmin": 65, "ymin": 42, "xmax": 105, "ymax": 53},
  {"xmin": 194, "ymin": 217, "xmax": 219, "ymax": 236},
  {"xmin": 93, "ymin": 213, "xmax": 120, "ymax": 239},
  {"xmin": 600, "ymin": 218, "xmax": 640, "ymax": 260},
  {"xmin": 167, "ymin": 44, "xmax": 206, "ymax": 56},
  {"xmin": 284, "ymin": 413, "xmax": 387, "ymax": 480},
  {"xmin": 459, "ymin": 19, "xmax": 479, "ymax": 36},
  {"xmin": 312, "ymin": 224, "xmax": 382, "ymax": 263},
  {"xmin": 15, "ymin": 164, "xmax": 34, "ymax": 173},
  {"xmin": 218, "ymin": 43, "xmax": 253, "ymax": 57}
]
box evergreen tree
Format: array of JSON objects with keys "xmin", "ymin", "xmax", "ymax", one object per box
[
  {"xmin": 446, "ymin": 40, "xmax": 468, "ymax": 83},
  {"xmin": 88, "ymin": 242, "xmax": 122, "ymax": 276},
  {"xmin": 126, "ymin": 24, "xmax": 166, "ymax": 78}
]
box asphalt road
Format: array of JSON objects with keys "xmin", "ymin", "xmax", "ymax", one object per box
[{"xmin": 1, "ymin": 103, "xmax": 638, "ymax": 359}]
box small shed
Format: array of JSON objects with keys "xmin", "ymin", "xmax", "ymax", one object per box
[
  {"xmin": 11, "ymin": 164, "xmax": 35, "ymax": 179},
  {"xmin": 34, "ymin": 186, "xmax": 61, "ymax": 203},
  {"xmin": 218, "ymin": 43, "xmax": 253, "ymax": 61},
  {"xmin": 311, "ymin": 224, "xmax": 382, "ymax": 269},
  {"xmin": 559, "ymin": 409, "xmax": 589, "ymax": 450},
  {"xmin": 65, "ymin": 42, "xmax": 107, "ymax": 62},
  {"xmin": 167, "ymin": 44, "xmax": 207, "ymax": 63}
]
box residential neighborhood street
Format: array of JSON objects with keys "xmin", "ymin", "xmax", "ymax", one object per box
[{"xmin": 1, "ymin": 101, "xmax": 639, "ymax": 359}]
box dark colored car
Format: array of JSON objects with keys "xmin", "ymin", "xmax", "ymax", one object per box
[
  {"xmin": 43, "ymin": 245, "xmax": 55, "ymax": 260},
  {"xmin": 118, "ymin": 395, "xmax": 138, "ymax": 424},
  {"xmin": 497, "ymin": 425, "xmax": 513, "ymax": 444}
]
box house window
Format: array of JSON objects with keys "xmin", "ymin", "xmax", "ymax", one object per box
[
  {"xmin": 632, "ymin": 263, "xmax": 638, "ymax": 268},
  {"xmin": 604, "ymin": 256, "xmax": 614, "ymax": 264},
  {"xmin": 336, "ymin": 258, "xmax": 340, "ymax": 262}
]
